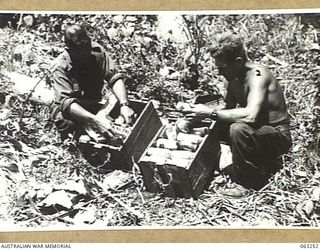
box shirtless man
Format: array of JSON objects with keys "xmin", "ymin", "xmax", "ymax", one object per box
[{"xmin": 185, "ymin": 33, "xmax": 292, "ymax": 196}]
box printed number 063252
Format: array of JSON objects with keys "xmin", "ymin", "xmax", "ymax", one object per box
[{"xmin": 300, "ymin": 244, "xmax": 319, "ymax": 249}]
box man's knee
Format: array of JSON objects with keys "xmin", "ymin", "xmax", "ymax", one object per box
[{"xmin": 229, "ymin": 122, "xmax": 252, "ymax": 141}]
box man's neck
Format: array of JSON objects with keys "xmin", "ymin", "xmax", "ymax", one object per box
[{"xmin": 235, "ymin": 65, "xmax": 247, "ymax": 85}]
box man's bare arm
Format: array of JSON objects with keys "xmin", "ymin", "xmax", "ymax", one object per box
[
  {"xmin": 69, "ymin": 102, "xmax": 115, "ymax": 137},
  {"xmin": 112, "ymin": 78, "xmax": 135, "ymax": 124},
  {"xmin": 217, "ymin": 67, "xmax": 270, "ymax": 123},
  {"xmin": 69, "ymin": 102, "xmax": 96, "ymax": 124},
  {"xmin": 112, "ymin": 79, "xmax": 129, "ymax": 105}
]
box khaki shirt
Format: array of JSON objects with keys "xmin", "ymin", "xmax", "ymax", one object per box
[{"xmin": 51, "ymin": 42, "xmax": 124, "ymax": 121}]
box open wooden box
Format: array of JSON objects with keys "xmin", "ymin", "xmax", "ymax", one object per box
[
  {"xmin": 138, "ymin": 119, "xmax": 221, "ymax": 198},
  {"xmin": 101, "ymin": 100, "xmax": 162, "ymax": 170}
]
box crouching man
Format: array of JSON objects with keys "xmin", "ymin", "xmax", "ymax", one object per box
[
  {"xmin": 50, "ymin": 24, "xmax": 135, "ymax": 168},
  {"xmin": 184, "ymin": 33, "xmax": 292, "ymax": 197}
]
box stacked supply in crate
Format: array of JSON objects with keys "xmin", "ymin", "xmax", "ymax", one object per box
[
  {"xmin": 139, "ymin": 118, "xmax": 220, "ymax": 198},
  {"xmin": 80, "ymin": 99, "xmax": 162, "ymax": 171}
]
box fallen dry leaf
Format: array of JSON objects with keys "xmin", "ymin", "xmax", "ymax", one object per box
[
  {"xmin": 311, "ymin": 187, "xmax": 320, "ymax": 202},
  {"xmin": 38, "ymin": 190, "xmax": 73, "ymax": 209},
  {"xmin": 99, "ymin": 170, "xmax": 133, "ymax": 191},
  {"xmin": 54, "ymin": 179, "xmax": 88, "ymax": 195},
  {"xmin": 296, "ymin": 199, "xmax": 314, "ymax": 217},
  {"xmin": 72, "ymin": 206, "xmax": 97, "ymax": 225}
]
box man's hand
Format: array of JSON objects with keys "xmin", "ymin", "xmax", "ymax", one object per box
[
  {"xmin": 69, "ymin": 102, "xmax": 115, "ymax": 141},
  {"xmin": 177, "ymin": 103, "xmax": 214, "ymax": 119},
  {"xmin": 120, "ymin": 105, "xmax": 135, "ymax": 125},
  {"xmin": 88, "ymin": 113, "xmax": 116, "ymax": 140}
]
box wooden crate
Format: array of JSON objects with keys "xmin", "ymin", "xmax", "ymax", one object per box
[
  {"xmin": 101, "ymin": 100, "xmax": 162, "ymax": 170},
  {"xmin": 138, "ymin": 120, "xmax": 221, "ymax": 198}
]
